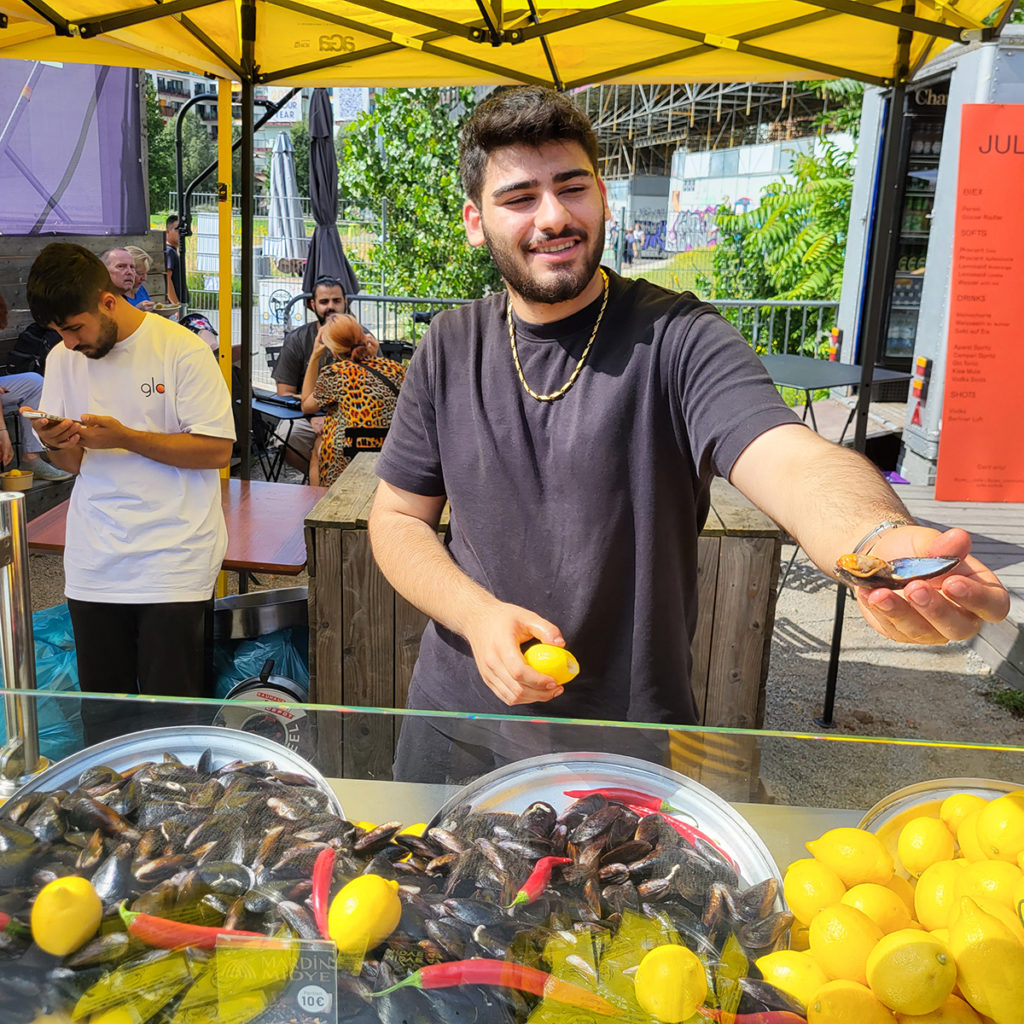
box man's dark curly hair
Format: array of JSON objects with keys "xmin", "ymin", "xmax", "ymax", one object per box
[
  {"xmin": 459, "ymin": 87, "xmax": 600, "ymax": 206},
  {"xmin": 27, "ymin": 243, "xmax": 113, "ymax": 326}
]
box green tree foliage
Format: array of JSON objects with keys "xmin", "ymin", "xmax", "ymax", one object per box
[
  {"xmin": 289, "ymin": 122, "xmax": 310, "ymax": 198},
  {"xmin": 337, "ymin": 88, "xmax": 503, "ymax": 299},
  {"xmin": 705, "ymin": 81, "xmax": 863, "ymax": 303},
  {"xmin": 145, "ymin": 82, "xmax": 175, "ymax": 215},
  {"xmin": 713, "ymin": 140, "xmax": 854, "ymax": 301},
  {"xmin": 145, "ymin": 84, "xmax": 220, "ymax": 215}
]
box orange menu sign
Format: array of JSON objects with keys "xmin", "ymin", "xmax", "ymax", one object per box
[{"xmin": 935, "ymin": 104, "xmax": 1024, "ymax": 501}]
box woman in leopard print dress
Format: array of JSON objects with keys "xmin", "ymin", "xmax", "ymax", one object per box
[{"xmin": 300, "ymin": 314, "xmax": 405, "ymax": 486}]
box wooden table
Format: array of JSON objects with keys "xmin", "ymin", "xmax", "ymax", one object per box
[{"xmin": 27, "ymin": 478, "xmax": 327, "ymax": 575}]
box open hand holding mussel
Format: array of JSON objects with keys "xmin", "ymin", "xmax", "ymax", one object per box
[{"xmin": 834, "ymin": 552, "xmax": 960, "ymax": 589}]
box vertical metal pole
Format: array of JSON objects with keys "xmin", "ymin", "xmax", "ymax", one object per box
[
  {"xmin": 0, "ymin": 492, "xmax": 41, "ymax": 778},
  {"xmin": 852, "ymin": 3, "xmax": 913, "ymax": 455},
  {"xmin": 239, "ymin": 0, "xmax": 256, "ymax": 483},
  {"xmin": 818, "ymin": 6, "xmax": 914, "ymax": 727}
]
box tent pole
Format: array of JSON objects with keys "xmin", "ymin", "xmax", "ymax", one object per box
[
  {"xmin": 217, "ymin": 79, "xmax": 233, "ymax": 391},
  {"xmin": 851, "ymin": 85, "xmax": 909, "ymax": 452},
  {"xmin": 818, "ymin": 3, "xmax": 913, "ymax": 728},
  {"xmin": 239, "ymin": 0, "xmax": 256, "ymax": 483}
]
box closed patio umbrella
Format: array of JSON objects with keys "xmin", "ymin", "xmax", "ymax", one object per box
[
  {"xmin": 301, "ymin": 88, "xmax": 359, "ymax": 298},
  {"xmin": 263, "ymin": 131, "xmax": 307, "ymax": 274}
]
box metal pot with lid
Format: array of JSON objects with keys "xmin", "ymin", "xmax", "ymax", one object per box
[{"xmin": 213, "ymin": 658, "xmax": 315, "ymax": 758}]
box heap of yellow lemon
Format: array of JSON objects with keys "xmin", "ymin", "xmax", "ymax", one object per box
[{"xmin": 770, "ymin": 790, "xmax": 1024, "ymax": 1024}]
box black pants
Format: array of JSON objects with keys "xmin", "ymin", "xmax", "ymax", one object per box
[{"xmin": 67, "ymin": 597, "xmax": 214, "ymax": 747}]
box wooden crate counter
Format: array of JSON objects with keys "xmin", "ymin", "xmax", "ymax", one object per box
[{"xmin": 304, "ymin": 453, "xmax": 781, "ymax": 778}]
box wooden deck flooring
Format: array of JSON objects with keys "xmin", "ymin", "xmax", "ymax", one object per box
[{"xmin": 897, "ymin": 485, "xmax": 1024, "ymax": 687}]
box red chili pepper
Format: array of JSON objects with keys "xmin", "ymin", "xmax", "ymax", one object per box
[
  {"xmin": 564, "ymin": 787, "xmax": 681, "ymax": 812},
  {"xmin": 311, "ymin": 846, "xmax": 336, "ymax": 940},
  {"xmin": 0, "ymin": 910, "xmax": 27, "ymax": 936},
  {"xmin": 698, "ymin": 1009, "xmax": 807, "ymax": 1024},
  {"xmin": 373, "ymin": 958, "xmax": 618, "ymax": 1016},
  {"xmin": 626, "ymin": 805, "xmax": 738, "ymax": 872},
  {"xmin": 506, "ymin": 856, "xmax": 572, "ymax": 908},
  {"xmin": 119, "ymin": 904, "xmax": 265, "ymax": 950}
]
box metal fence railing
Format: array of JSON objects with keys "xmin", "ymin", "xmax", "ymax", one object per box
[{"xmin": 715, "ymin": 299, "xmax": 839, "ymax": 356}]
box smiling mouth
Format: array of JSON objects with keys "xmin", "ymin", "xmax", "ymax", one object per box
[{"xmin": 529, "ymin": 238, "xmax": 580, "ymax": 255}]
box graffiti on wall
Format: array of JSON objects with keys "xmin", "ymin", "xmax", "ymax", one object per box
[{"xmin": 667, "ymin": 206, "xmax": 719, "ymax": 252}]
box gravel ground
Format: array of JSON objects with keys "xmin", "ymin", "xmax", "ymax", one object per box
[{"xmin": 21, "ymin": 500, "xmax": 1024, "ymax": 811}]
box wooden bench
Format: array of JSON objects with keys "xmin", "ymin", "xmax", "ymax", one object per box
[{"xmin": 304, "ymin": 453, "xmax": 781, "ymax": 778}]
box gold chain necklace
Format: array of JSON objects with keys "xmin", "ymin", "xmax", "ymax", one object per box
[{"xmin": 507, "ymin": 269, "xmax": 609, "ymax": 403}]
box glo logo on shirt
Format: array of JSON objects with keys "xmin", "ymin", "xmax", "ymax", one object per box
[{"xmin": 141, "ymin": 378, "xmax": 166, "ymax": 397}]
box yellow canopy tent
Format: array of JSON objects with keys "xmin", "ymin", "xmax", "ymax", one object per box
[
  {"xmin": 1, "ymin": 0, "xmax": 1018, "ymax": 466},
  {"xmin": 0, "ymin": 0, "xmax": 1014, "ymax": 88}
]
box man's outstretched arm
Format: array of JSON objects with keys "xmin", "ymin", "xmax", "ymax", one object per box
[{"xmin": 729, "ymin": 423, "xmax": 1009, "ymax": 644}]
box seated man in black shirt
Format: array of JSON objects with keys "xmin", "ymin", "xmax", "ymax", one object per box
[{"xmin": 271, "ymin": 276, "xmax": 375, "ymax": 472}]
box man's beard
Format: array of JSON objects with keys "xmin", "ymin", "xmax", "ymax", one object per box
[
  {"xmin": 84, "ymin": 312, "xmax": 119, "ymax": 360},
  {"xmin": 316, "ymin": 307, "xmax": 345, "ymax": 326},
  {"xmin": 482, "ymin": 223, "xmax": 605, "ymax": 305}
]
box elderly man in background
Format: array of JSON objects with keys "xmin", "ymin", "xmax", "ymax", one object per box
[
  {"xmin": 122, "ymin": 246, "xmax": 157, "ymax": 312},
  {"xmin": 0, "ymin": 290, "xmax": 72, "ymax": 482},
  {"xmin": 99, "ymin": 248, "xmax": 137, "ymax": 296}
]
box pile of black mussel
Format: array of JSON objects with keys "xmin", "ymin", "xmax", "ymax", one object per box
[{"xmin": 0, "ymin": 756, "xmax": 796, "ymax": 1023}]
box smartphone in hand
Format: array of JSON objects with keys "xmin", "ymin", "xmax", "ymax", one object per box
[{"xmin": 20, "ymin": 409, "xmax": 79, "ymax": 427}]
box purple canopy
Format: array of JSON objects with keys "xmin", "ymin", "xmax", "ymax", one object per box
[
  {"xmin": 0, "ymin": 60, "xmax": 147, "ymax": 236},
  {"xmin": 301, "ymin": 88, "xmax": 359, "ymax": 297}
]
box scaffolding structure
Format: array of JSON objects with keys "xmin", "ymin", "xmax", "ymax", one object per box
[{"xmin": 574, "ymin": 82, "xmax": 831, "ymax": 179}]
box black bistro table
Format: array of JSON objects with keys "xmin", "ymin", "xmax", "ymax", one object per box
[
  {"xmin": 760, "ymin": 354, "xmax": 912, "ymax": 440},
  {"xmin": 251, "ymin": 390, "xmax": 308, "ymax": 482}
]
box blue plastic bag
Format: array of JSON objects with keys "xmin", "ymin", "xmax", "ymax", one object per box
[
  {"xmin": 212, "ymin": 626, "xmax": 309, "ymax": 699},
  {"xmin": 0, "ymin": 603, "xmax": 83, "ymax": 762}
]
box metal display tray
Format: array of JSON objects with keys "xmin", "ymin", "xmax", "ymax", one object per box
[
  {"xmin": 431, "ymin": 750, "xmax": 783, "ymax": 889},
  {"xmin": 2, "ymin": 724, "xmax": 345, "ymax": 818}
]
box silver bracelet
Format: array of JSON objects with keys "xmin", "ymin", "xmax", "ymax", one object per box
[{"xmin": 854, "ymin": 518, "xmax": 913, "ymax": 554}]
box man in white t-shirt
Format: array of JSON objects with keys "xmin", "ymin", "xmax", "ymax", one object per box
[{"xmin": 26, "ymin": 243, "xmax": 236, "ymax": 744}]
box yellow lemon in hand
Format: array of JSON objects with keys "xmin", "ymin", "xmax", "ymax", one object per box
[
  {"xmin": 865, "ymin": 928, "xmax": 956, "ymax": 1015},
  {"xmin": 809, "ymin": 979, "xmax": 897, "ymax": 1024},
  {"xmin": 976, "ymin": 791, "xmax": 1024, "ymax": 863},
  {"xmin": 785, "ymin": 858, "xmax": 848, "ymax": 926},
  {"xmin": 842, "ymin": 883, "xmax": 915, "ymax": 934},
  {"xmin": 809, "ymin": 904, "xmax": 884, "ymax": 985},
  {"xmin": 940, "ymin": 794, "xmax": 988, "ymax": 835},
  {"xmin": 807, "ymin": 828, "xmax": 895, "ymax": 887},
  {"xmin": 634, "ymin": 944, "xmax": 708, "ymax": 1023},
  {"xmin": 523, "ymin": 643, "xmax": 579, "ymax": 685},
  {"xmin": 898, "ymin": 817, "xmax": 956, "ymax": 877},
  {"xmin": 756, "ymin": 949, "xmax": 830, "ymax": 1009},
  {"xmin": 30, "ymin": 875, "xmax": 102, "ymax": 957},
  {"xmin": 327, "ymin": 874, "xmax": 401, "ymax": 955}
]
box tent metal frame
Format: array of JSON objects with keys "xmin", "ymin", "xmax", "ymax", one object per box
[{"xmin": 1, "ymin": 0, "xmax": 1018, "ymax": 723}]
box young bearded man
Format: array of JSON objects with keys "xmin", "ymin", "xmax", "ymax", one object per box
[
  {"xmin": 26, "ymin": 243, "xmax": 235, "ymax": 744},
  {"xmin": 368, "ymin": 87, "xmax": 1008, "ymax": 780}
]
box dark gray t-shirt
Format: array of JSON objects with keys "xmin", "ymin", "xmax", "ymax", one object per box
[
  {"xmin": 376, "ymin": 271, "xmax": 799, "ymax": 725},
  {"xmin": 273, "ymin": 322, "xmax": 328, "ymax": 391}
]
